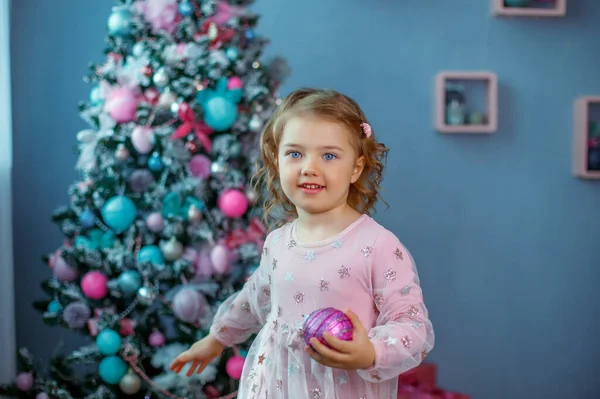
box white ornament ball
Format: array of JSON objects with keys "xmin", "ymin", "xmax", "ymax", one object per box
[
  {"xmin": 161, "ymin": 237, "xmax": 184, "ymax": 261},
  {"xmin": 153, "ymin": 67, "xmax": 170, "ymax": 88},
  {"xmin": 119, "ymin": 371, "xmax": 142, "ymax": 395},
  {"xmin": 158, "ymin": 91, "xmax": 178, "ymax": 109},
  {"xmin": 248, "ymin": 115, "xmax": 262, "ymax": 132}
]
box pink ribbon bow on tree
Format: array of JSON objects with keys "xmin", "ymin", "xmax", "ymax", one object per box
[
  {"xmin": 170, "ymin": 102, "xmax": 214, "ymax": 152},
  {"xmin": 224, "ymin": 217, "xmax": 267, "ymax": 249}
]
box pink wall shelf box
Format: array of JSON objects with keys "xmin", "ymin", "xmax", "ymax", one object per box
[
  {"xmin": 492, "ymin": 0, "xmax": 566, "ymax": 17},
  {"xmin": 573, "ymin": 97, "xmax": 600, "ymax": 179},
  {"xmin": 434, "ymin": 71, "xmax": 498, "ymax": 134}
]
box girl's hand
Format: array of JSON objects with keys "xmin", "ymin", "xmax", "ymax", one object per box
[
  {"xmin": 305, "ymin": 309, "xmax": 376, "ymax": 370},
  {"xmin": 170, "ymin": 334, "xmax": 225, "ymax": 377}
]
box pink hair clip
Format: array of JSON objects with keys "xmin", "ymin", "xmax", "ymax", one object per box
[{"xmin": 360, "ymin": 122, "xmax": 372, "ymax": 138}]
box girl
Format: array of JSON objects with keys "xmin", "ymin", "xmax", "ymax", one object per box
[{"xmin": 170, "ymin": 88, "xmax": 435, "ymax": 398}]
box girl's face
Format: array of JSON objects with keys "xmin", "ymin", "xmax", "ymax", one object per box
[{"xmin": 277, "ymin": 115, "xmax": 365, "ymax": 217}]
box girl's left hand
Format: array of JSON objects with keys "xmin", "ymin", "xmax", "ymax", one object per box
[{"xmin": 305, "ymin": 309, "xmax": 376, "ymax": 370}]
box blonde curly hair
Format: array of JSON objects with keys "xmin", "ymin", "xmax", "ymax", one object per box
[{"xmin": 252, "ymin": 88, "xmax": 389, "ymax": 228}]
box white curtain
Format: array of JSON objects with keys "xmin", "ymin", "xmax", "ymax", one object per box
[{"xmin": 0, "ymin": 0, "xmax": 16, "ymax": 385}]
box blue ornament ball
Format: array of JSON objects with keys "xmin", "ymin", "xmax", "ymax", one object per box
[
  {"xmin": 47, "ymin": 300, "xmax": 62, "ymax": 313},
  {"xmin": 148, "ymin": 153, "xmax": 163, "ymax": 171},
  {"xmin": 245, "ymin": 30, "xmax": 255, "ymax": 40},
  {"xmin": 202, "ymin": 96, "xmax": 238, "ymax": 132},
  {"xmin": 96, "ymin": 329, "xmax": 122, "ymax": 356},
  {"xmin": 137, "ymin": 245, "xmax": 165, "ymax": 266},
  {"xmin": 118, "ymin": 270, "xmax": 142, "ymax": 295},
  {"xmin": 98, "ymin": 355, "xmax": 128, "ymax": 384},
  {"xmin": 101, "ymin": 196, "xmax": 137, "ymax": 233},
  {"xmin": 107, "ymin": 6, "xmax": 133, "ymax": 37},
  {"xmin": 179, "ymin": 0, "xmax": 194, "ymax": 16},
  {"xmin": 239, "ymin": 349, "xmax": 248, "ymax": 357},
  {"xmin": 79, "ymin": 210, "xmax": 96, "ymax": 229}
]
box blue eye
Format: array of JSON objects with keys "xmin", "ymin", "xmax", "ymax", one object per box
[
  {"xmin": 323, "ymin": 153, "xmax": 337, "ymax": 161},
  {"xmin": 288, "ymin": 151, "xmax": 301, "ymax": 159}
]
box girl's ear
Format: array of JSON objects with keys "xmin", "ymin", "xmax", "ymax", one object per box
[{"xmin": 351, "ymin": 156, "xmax": 365, "ymax": 184}]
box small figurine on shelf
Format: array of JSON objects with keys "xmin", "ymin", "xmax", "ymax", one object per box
[
  {"xmin": 504, "ymin": 0, "xmax": 531, "ymax": 7},
  {"xmin": 445, "ymin": 83, "xmax": 466, "ymax": 125}
]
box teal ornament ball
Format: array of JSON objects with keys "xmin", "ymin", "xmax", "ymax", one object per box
[
  {"xmin": 137, "ymin": 245, "xmax": 164, "ymax": 266},
  {"xmin": 196, "ymin": 78, "xmax": 241, "ymax": 132},
  {"xmin": 179, "ymin": 0, "xmax": 194, "ymax": 16},
  {"xmin": 148, "ymin": 153, "xmax": 163, "ymax": 171},
  {"xmin": 118, "ymin": 270, "xmax": 142, "ymax": 295},
  {"xmin": 98, "ymin": 356, "xmax": 128, "ymax": 384},
  {"xmin": 101, "ymin": 196, "xmax": 137, "ymax": 233},
  {"xmin": 47, "ymin": 300, "xmax": 62, "ymax": 313},
  {"xmin": 107, "ymin": 6, "xmax": 133, "ymax": 37},
  {"xmin": 90, "ymin": 85, "xmax": 103, "ymax": 105},
  {"xmin": 96, "ymin": 329, "xmax": 122, "ymax": 356}
]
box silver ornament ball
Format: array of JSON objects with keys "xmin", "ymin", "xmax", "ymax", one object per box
[
  {"xmin": 248, "ymin": 115, "xmax": 263, "ymax": 132},
  {"xmin": 119, "ymin": 372, "xmax": 142, "ymax": 395},
  {"xmin": 115, "ymin": 144, "xmax": 130, "ymax": 161},
  {"xmin": 188, "ymin": 205, "xmax": 203, "ymax": 223},
  {"xmin": 153, "ymin": 68, "xmax": 170, "ymax": 88},
  {"xmin": 161, "ymin": 237, "xmax": 184, "ymax": 261},
  {"xmin": 211, "ymin": 160, "xmax": 228, "ymax": 176},
  {"xmin": 245, "ymin": 188, "xmax": 259, "ymax": 205},
  {"xmin": 137, "ymin": 286, "xmax": 156, "ymax": 305},
  {"xmin": 158, "ymin": 91, "xmax": 178, "ymax": 109}
]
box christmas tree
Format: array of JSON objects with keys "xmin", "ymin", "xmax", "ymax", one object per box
[{"xmin": 1, "ymin": 0, "xmax": 288, "ymax": 398}]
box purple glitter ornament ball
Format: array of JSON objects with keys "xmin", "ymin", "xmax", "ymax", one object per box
[{"xmin": 303, "ymin": 307, "xmax": 354, "ymax": 348}]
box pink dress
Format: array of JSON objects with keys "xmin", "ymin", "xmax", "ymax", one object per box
[{"xmin": 210, "ymin": 214, "xmax": 435, "ymax": 398}]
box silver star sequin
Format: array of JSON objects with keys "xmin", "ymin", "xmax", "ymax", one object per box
[
  {"xmin": 384, "ymin": 268, "xmax": 397, "ymax": 282},
  {"xmin": 337, "ymin": 374, "xmax": 348, "ymax": 385},
  {"xmin": 242, "ymin": 302, "xmax": 251, "ymax": 312},
  {"xmin": 263, "ymin": 246, "xmax": 268, "ymax": 255},
  {"xmin": 394, "ymin": 247, "xmax": 403, "ymax": 259},
  {"xmin": 385, "ymin": 336, "xmax": 397, "ymax": 347},
  {"xmin": 285, "ymin": 272, "xmax": 294, "ymax": 284},
  {"xmin": 277, "ymin": 306, "xmax": 282, "ymax": 317},
  {"xmin": 401, "ymin": 335, "xmax": 412, "ymax": 348},
  {"xmin": 276, "ymin": 379, "xmax": 283, "ymax": 390},
  {"xmin": 311, "ymin": 388, "xmax": 323, "ymax": 398},
  {"xmin": 317, "ymin": 278, "xmax": 329, "ymax": 291},
  {"xmin": 408, "ymin": 305, "xmax": 419, "ymax": 316},
  {"xmin": 261, "ymin": 285, "xmax": 271, "ymax": 297},
  {"xmin": 305, "ymin": 250, "xmax": 315, "ymax": 262},
  {"xmin": 338, "ymin": 265, "xmax": 351, "ymax": 279},
  {"xmin": 361, "ymin": 245, "xmax": 373, "ymax": 257},
  {"xmin": 272, "ymin": 259, "xmax": 278, "ymax": 270},
  {"xmin": 401, "ymin": 284, "xmax": 411, "ymax": 296},
  {"xmin": 294, "ymin": 291, "xmax": 305, "ymax": 304},
  {"xmin": 287, "ymin": 239, "xmax": 296, "ymax": 249}
]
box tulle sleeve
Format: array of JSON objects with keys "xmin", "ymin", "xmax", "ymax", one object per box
[
  {"xmin": 209, "ymin": 233, "xmax": 273, "ymax": 347},
  {"xmin": 357, "ymin": 231, "xmax": 435, "ymax": 383}
]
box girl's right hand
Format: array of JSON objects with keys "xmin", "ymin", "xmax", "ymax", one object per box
[{"xmin": 169, "ymin": 334, "xmax": 225, "ymax": 377}]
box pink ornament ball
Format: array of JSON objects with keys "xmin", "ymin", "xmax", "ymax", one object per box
[
  {"xmin": 225, "ymin": 355, "xmax": 245, "ymax": 379},
  {"xmin": 81, "ymin": 271, "xmax": 109, "ymax": 300},
  {"xmin": 149, "ymin": 331, "xmax": 166, "ymax": 347},
  {"xmin": 189, "ymin": 155, "xmax": 211, "ymax": 179},
  {"xmin": 172, "ymin": 288, "xmax": 207, "ymax": 323},
  {"xmin": 303, "ymin": 307, "xmax": 354, "ymax": 349},
  {"xmin": 218, "ymin": 189, "xmax": 248, "ymax": 218},
  {"xmin": 131, "ymin": 126, "xmax": 155, "ymax": 154},
  {"xmin": 15, "ymin": 372, "xmax": 33, "ymax": 391},
  {"xmin": 52, "ymin": 254, "xmax": 78, "ymax": 282},
  {"xmin": 145, "ymin": 212, "xmax": 164, "ymax": 232},
  {"xmin": 227, "ymin": 76, "xmax": 243, "ymax": 90},
  {"xmin": 106, "ymin": 87, "xmax": 139, "ymax": 123},
  {"xmin": 210, "ymin": 244, "xmax": 229, "ymax": 274},
  {"xmin": 36, "ymin": 393, "xmax": 50, "ymax": 399}
]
